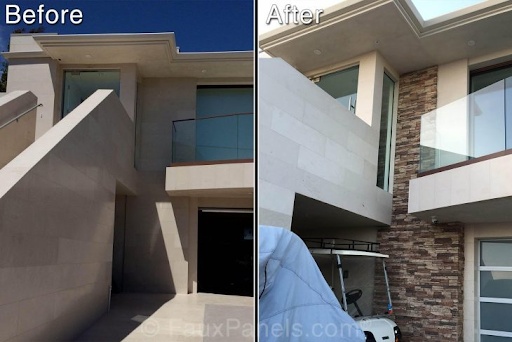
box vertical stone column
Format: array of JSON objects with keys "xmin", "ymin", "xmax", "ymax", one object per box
[{"xmin": 377, "ymin": 67, "xmax": 464, "ymax": 341}]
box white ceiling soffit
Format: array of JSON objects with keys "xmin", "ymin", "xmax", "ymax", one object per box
[
  {"xmin": 28, "ymin": 33, "xmax": 253, "ymax": 79},
  {"xmin": 259, "ymin": 0, "xmax": 512, "ymax": 75}
]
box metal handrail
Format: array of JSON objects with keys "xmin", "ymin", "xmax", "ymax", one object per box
[
  {"xmin": 172, "ymin": 112, "xmax": 253, "ymax": 124},
  {"xmin": 0, "ymin": 103, "xmax": 42, "ymax": 130},
  {"xmin": 303, "ymin": 237, "xmax": 381, "ymax": 252}
]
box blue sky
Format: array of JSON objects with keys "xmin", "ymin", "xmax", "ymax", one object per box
[
  {"xmin": 0, "ymin": 0, "xmax": 254, "ymax": 56},
  {"xmin": 411, "ymin": 0, "xmax": 486, "ymax": 20}
]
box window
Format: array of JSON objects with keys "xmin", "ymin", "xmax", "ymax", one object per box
[
  {"xmin": 316, "ymin": 66, "xmax": 359, "ymax": 113},
  {"xmin": 479, "ymin": 240, "xmax": 512, "ymax": 341},
  {"xmin": 171, "ymin": 86, "xmax": 254, "ymax": 163},
  {"xmin": 62, "ymin": 70, "xmax": 120, "ymax": 117},
  {"xmin": 377, "ymin": 73, "xmax": 395, "ymax": 191},
  {"xmin": 196, "ymin": 86, "xmax": 253, "ymax": 118},
  {"xmin": 469, "ymin": 64, "xmax": 512, "ymax": 158},
  {"xmin": 195, "ymin": 86, "xmax": 253, "ymax": 161}
]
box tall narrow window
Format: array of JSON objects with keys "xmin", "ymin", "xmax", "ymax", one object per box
[
  {"xmin": 316, "ymin": 66, "xmax": 359, "ymax": 113},
  {"xmin": 377, "ymin": 73, "xmax": 395, "ymax": 191},
  {"xmin": 62, "ymin": 70, "xmax": 120, "ymax": 117},
  {"xmin": 479, "ymin": 240, "xmax": 512, "ymax": 341}
]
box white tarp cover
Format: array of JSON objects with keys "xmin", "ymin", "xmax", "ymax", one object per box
[{"xmin": 259, "ymin": 226, "xmax": 365, "ymax": 341}]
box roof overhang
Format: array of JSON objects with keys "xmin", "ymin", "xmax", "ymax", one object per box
[
  {"xmin": 4, "ymin": 33, "xmax": 253, "ymax": 79},
  {"xmin": 259, "ymin": 0, "xmax": 512, "ymax": 75}
]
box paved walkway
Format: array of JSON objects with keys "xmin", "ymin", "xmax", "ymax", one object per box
[{"xmin": 74, "ymin": 293, "xmax": 254, "ymax": 342}]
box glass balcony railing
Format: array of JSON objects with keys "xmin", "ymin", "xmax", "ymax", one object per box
[
  {"xmin": 420, "ymin": 77, "xmax": 512, "ymax": 173},
  {"xmin": 171, "ymin": 113, "xmax": 253, "ymax": 164}
]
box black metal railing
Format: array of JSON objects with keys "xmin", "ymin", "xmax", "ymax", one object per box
[{"xmin": 303, "ymin": 237, "xmax": 381, "ymax": 252}]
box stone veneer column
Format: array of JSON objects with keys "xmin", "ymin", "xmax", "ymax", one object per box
[{"xmin": 377, "ymin": 67, "xmax": 464, "ymax": 341}]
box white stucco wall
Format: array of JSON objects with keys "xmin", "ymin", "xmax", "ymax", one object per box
[{"xmin": 259, "ymin": 58, "xmax": 392, "ymax": 229}]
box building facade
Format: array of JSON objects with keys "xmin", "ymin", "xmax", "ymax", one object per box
[
  {"xmin": 259, "ymin": 1, "xmax": 512, "ymax": 341},
  {"xmin": 0, "ymin": 32, "xmax": 253, "ymax": 341}
]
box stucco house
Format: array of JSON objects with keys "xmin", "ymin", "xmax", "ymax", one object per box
[
  {"xmin": 0, "ymin": 32, "xmax": 253, "ymax": 341},
  {"xmin": 259, "ymin": 0, "xmax": 512, "ymax": 341}
]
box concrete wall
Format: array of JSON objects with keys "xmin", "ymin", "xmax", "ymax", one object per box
[
  {"xmin": 0, "ymin": 90, "xmax": 137, "ymax": 341},
  {"xmin": 0, "ymin": 91, "xmax": 37, "ymax": 168},
  {"xmin": 259, "ymin": 58, "xmax": 392, "ymax": 229}
]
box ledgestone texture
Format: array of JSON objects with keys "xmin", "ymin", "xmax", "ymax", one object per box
[{"xmin": 376, "ymin": 66, "xmax": 465, "ymax": 341}]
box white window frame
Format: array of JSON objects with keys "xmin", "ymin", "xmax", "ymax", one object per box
[{"xmin": 478, "ymin": 239, "xmax": 512, "ymax": 341}]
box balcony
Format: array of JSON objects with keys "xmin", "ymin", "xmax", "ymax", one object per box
[
  {"xmin": 420, "ymin": 77, "xmax": 512, "ymax": 173},
  {"xmin": 171, "ymin": 113, "xmax": 253, "ymax": 164},
  {"xmin": 409, "ymin": 78, "xmax": 512, "ymax": 224},
  {"xmin": 166, "ymin": 112, "xmax": 254, "ymax": 198}
]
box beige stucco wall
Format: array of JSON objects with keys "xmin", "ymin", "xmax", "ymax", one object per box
[
  {"xmin": 437, "ymin": 59, "xmax": 469, "ymax": 107},
  {"xmin": 0, "ymin": 90, "xmax": 137, "ymax": 341},
  {"xmin": 0, "ymin": 91, "xmax": 37, "ymax": 168},
  {"xmin": 464, "ymin": 223, "xmax": 512, "ymax": 342}
]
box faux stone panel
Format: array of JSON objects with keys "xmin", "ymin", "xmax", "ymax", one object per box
[{"xmin": 377, "ymin": 67, "xmax": 464, "ymax": 341}]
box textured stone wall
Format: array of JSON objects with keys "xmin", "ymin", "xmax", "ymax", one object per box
[{"xmin": 377, "ymin": 67, "xmax": 465, "ymax": 341}]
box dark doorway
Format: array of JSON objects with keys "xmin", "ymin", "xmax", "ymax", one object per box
[{"xmin": 198, "ymin": 209, "xmax": 253, "ymax": 296}]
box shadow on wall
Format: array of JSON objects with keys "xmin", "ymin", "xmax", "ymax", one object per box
[{"xmin": 122, "ymin": 188, "xmax": 177, "ymax": 294}]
